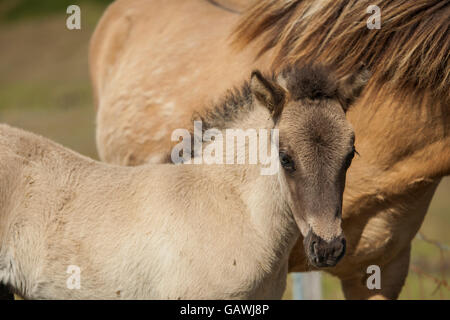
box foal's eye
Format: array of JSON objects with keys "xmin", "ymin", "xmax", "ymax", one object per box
[
  {"xmin": 344, "ymin": 146, "xmax": 356, "ymax": 169},
  {"xmin": 279, "ymin": 152, "xmax": 296, "ymax": 172}
]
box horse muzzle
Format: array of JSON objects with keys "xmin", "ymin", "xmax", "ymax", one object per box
[{"xmin": 304, "ymin": 231, "xmax": 346, "ymax": 268}]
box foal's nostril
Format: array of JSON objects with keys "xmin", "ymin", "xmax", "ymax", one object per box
[
  {"xmin": 311, "ymin": 241, "xmax": 318, "ymax": 255},
  {"xmin": 333, "ymin": 237, "xmax": 346, "ymax": 259}
]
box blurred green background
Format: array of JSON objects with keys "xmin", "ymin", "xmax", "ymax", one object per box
[{"xmin": 0, "ymin": 0, "xmax": 448, "ymax": 300}]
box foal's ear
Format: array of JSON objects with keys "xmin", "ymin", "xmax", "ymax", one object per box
[
  {"xmin": 250, "ymin": 70, "xmax": 286, "ymax": 122},
  {"xmin": 337, "ymin": 64, "xmax": 370, "ymax": 111}
]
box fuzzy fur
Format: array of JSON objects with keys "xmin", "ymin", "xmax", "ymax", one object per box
[
  {"xmin": 0, "ymin": 65, "xmax": 358, "ymax": 299},
  {"xmin": 89, "ymin": 0, "xmax": 450, "ymax": 300}
]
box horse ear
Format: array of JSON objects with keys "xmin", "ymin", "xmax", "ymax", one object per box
[
  {"xmin": 250, "ymin": 70, "xmax": 286, "ymax": 122},
  {"xmin": 337, "ymin": 64, "xmax": 370, "ymax": 111}
]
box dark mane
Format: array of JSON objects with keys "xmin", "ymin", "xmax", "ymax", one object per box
[
  {"xmin": 233, "ymin": 0, "xmax": 449, "ymax": 103},
  {"xmin": 194, "ymin": 64, "xmax": 341, "ymax": 132},
  {"xmin": 192, "ymin": 82, "xmax": 253, "ymax": 132}
]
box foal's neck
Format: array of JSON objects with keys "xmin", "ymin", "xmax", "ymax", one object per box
[
  {"xmin": 196, "ymin": 98, "xmax": 299, "ymax": 256},
  {"xmin": 198, "ymin": 85, "xmax": 273, "ymax": 132}
]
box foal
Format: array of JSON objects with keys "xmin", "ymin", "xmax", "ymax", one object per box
[{"xmin": 0, "ymin": 65, "xmax": 367, "ymax": 299}]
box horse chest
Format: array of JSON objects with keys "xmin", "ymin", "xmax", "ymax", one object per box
[{"xmin": 147, "ymin": 240, "xmax": 290, "ymax": 299}]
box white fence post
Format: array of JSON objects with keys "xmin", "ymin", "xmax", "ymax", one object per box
[{"xmin": 292, "ymin": 272, "xmax": 322, "ymax": 300}]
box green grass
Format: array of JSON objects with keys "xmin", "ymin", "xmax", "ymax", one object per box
[
  {"xmin": 1, "ymin": 4, "xmax": 448, "ymax": 300},
  {"xmin": 0, "ymin": 2, "xmax": 105, "ymax": 158},
  {"xmin": 0, "ymin": 0, "xmax": 113, "ymax": 22},
  {"xmin": 0, "ymin": 103, "xmax": 98, "ymax": 159},
  {"xmin": 0, "ymin": 80, "xmax": 92, "ymax": 111}
]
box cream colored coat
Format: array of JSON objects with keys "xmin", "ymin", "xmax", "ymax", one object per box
[{"xmin": 0, "ymin": 123, "xmax": 298, "ymax": 299}]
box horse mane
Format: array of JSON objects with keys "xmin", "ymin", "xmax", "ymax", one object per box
[
  {"xmin": 193, "ymin": 82, "xmax": 253, "ymax": 132},
  {"xmin": 232, "ymin": 0, "xmax": 449, "ymax": 103},
  {"xmin": 194, "ymin": 64, "xmax": 341, "ymax": 132}
]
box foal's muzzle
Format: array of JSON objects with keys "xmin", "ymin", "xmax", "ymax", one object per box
[{"xmin": 304, "ymin": 232, "xmax": 346, "ymax": 268}]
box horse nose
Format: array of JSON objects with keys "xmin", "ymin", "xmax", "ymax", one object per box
[{"xmin": 308, "ymin": 233, "xmax": 346, "ymax": 268}]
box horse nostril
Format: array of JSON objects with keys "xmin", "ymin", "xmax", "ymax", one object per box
[
  {"xmin": 304, "ymin": 232, "xmax": 346, "ymax": 267},
  {"xmin": 333, "ymin": 238, "xmax": 346, "ymax": 258},
  {"xmin": 311, "ymin": 241, "xmax": 318, "ymax": 255}
]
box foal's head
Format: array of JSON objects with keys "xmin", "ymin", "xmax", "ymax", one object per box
[{"xmin": 251, "ymin": 64, "xmax": 369, "ymax": 268}]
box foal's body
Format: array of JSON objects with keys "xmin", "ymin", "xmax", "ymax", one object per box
[
  {"xmin": 0, "ymin": 124, "xmax": 294, "ymax": 299},
  {"xmin": 0, "ymin": 65, "xmax": 361, "ymax": 299}
]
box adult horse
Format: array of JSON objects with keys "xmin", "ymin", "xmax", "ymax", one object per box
[{"xmin": 89, "ymin": 0, "xmax": 449, "ymax": 299}]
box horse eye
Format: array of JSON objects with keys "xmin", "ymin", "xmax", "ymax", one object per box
[
  {"xmin": 279, "ymin": 152, "xmax": 296, "ymax": 172},
  {"xmin": 344, "ymin": 147, "xmax": 356, "ymax": 169}
]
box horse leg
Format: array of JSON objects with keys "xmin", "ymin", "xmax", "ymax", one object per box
[{"xmin": 340, "ymin": 245, "xmax": 411, "ymax": 300}]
